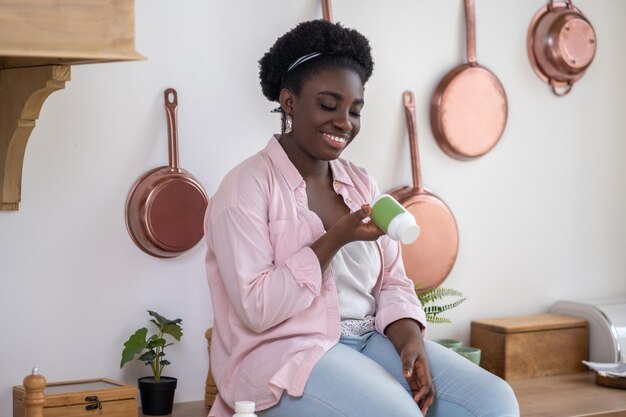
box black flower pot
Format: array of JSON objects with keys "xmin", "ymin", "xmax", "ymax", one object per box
[{"xmin": 138, "ymin": 376, "xmax": 177, "ymax": 416}]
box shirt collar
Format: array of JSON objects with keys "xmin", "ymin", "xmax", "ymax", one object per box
[
  {"xmin": 329, "ymin": 159, "xmax": 355, "ymax": 188},
  {"xmin": 264, "ymin": 135, "xmax": 356, "ymax": 190},
  {"xmin": 264, "ymin": 135, "xmax": 304, "ymax": 190}
]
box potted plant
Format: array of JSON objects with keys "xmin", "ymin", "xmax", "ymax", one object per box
[
  {"xmin": 415, "ymin": 285, "xmax": 466, "ymax": 324},
  {"xmin": 120, "ymin": 310, "xmax": 183, "ymax": 416}
]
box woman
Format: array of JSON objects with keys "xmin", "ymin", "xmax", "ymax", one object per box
[{"xmin": 205, "ymin": 19, "xmax": 519, "ymax": 417}]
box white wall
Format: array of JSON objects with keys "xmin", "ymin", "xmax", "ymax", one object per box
[{"xmin": 1, "ymin": 0, "xmax": 625, "ymax": 414}]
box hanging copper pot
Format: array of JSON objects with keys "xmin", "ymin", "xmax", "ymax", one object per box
[{"xmin": 527, "ymin": 0, "xmax": 597, "ymax": 96}]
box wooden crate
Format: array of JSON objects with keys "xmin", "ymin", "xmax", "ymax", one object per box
[
  {"xmin": 471, "ymin": 314, "xmax": 589, "ymax": 380},
  {"xmin": 13, "ymin": 378, "xmax": 137, "ymax": 417}
]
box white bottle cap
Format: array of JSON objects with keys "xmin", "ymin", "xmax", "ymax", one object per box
[
  {"xmin": 235, "ymin": 401, "xmax": 255, "ymax": 413},
  {"xmin": 388, "ymin": 212, "xmax": 420, "ymax": 244}
]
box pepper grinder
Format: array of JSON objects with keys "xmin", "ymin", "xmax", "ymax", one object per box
[{"xmin": 23, "ymin": 367, "xmax": 46, "ymax": 417}]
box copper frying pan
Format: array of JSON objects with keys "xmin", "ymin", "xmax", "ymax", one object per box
[
  {"xmin": 125, "ymin": 88, "xmax": 208, "ymax": 258},
  {"xmin": 389, "ymin": 91, "xmax": 459, "ymax": 290},
  {"xmin": 430, "ymin": 0, "xmax": 507, "ymax": 160}
]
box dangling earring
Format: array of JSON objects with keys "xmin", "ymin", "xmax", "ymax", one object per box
[{"xmin": 284, "ymin": 115, "xmax": 293, "ymax": 134}]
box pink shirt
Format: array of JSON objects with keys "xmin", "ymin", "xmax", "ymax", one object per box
[{"xmin": 204, "ymin": 136, "xmax": 426, "ymax": 417}]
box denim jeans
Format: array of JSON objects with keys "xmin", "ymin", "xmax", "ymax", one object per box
[{"xmin": 257, "ymin": 331, "xmax": 519, "ymax": 417}]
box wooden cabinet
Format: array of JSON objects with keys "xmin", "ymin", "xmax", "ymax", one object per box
[{"xmin": 0, "ymin": 0, "xmax": 143, "ymax": 210}]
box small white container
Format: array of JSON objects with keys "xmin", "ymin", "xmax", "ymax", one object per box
[
  {"xmin": 370, "ymin": 194, "xmax": 420, "ymax": 244},
  {"xmin": 233, "ymin": 401, "xmax": 257, "ymax": 417}
]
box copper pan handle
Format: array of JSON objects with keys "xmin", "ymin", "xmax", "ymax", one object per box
[
  {"xmin": 465, "ymin": 0, "xmax": 477, "ymax": 65},
  {"xmin": 402, "ymin": 91, "xmax": 423, "ymax": 192},
  {"xmin": 321, "ymin": 0, "xmax": 333, "ymax": 22},
  {"xmin": 550, "ymin": 79, "xmax": 573, "ymax": 96},
  {"xmin": 164, "ymin": 88, "xmax": 181, "ymax": 172},
  {"xmin": 548, "ymin": 0, "xmax": 572, "ymax": 12}
]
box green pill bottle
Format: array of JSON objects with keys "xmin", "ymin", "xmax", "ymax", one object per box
[{"xmin": 370, "ymin": 194, "xmax": 420, "ymax": 244}]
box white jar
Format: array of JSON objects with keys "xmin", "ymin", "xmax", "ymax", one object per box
[
  {"xmin": 370, "ymin": 194, "xmax": 420, "ymax": 244},
  {"xmin": 233, "ymin": 401, "xmax": 257, "ymax": 417}
]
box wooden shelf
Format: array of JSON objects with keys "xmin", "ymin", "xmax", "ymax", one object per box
[
  {"xmin": 0, "ymin": 0, "xmax": 143, "ymax": 211},
  {"xmin": 0, "ymin": 0, "xmax": 144, "ymax": 69}
]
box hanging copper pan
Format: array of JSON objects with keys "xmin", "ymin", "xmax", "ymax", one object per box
[
  {"xmin": 388, "ymin": 91, "xmax": 459, "ymax": 290},
  {"xmin": 430, "ymin": 0, "xmax": 508, "ymax": 160},
  {"xmin": 125, "ymin": 88, "xmax": 208, "ymax": 258},
  {"xmin": 321, "ymin": 0, "xmax": 332, "ymax": 22},
  {"xmin": 527, "ymin": 0, "xmax": 596, "ymax": 96}
]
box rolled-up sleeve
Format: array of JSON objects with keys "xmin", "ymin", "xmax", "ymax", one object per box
[
  {"xmin": 366, "ymin": 179, "xmax": 427, "ymax": 336},
  {"xmin": 374, "ymin": 235, "xmax": 427, "ymax": 336}
]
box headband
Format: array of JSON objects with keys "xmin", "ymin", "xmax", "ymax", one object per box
[
  {"xmin": 287, "ymin": 52, "xmax": 322, "ymax": 72},
  {"xmin": 271, "ymin": 52, "xmax": 323, "ymax": 113}
]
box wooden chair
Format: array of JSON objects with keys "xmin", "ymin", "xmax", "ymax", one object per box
[{"xmin": 205, "ymin": 328, "xmax": 218, "ymax": 409}]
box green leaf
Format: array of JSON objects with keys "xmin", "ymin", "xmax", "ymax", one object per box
[
  {"xmin": 415, "ymin": 286, "xmax": 467, "ymax": 324},
  {"xmin": 160, "ymin": 360, "xmax": 171, "ymax": 366},
  {"xmin": 162, "ymin": 323, "xmax": 183, "ymax": 341},
  {"xmin": 428, "ymin": 315, "xmax": 452, "ymax": 324},
  {"xmin": 423, "ymin": 298, "xmax": 467, "ymax": 314},
  {"xmin": 148, "ymin": 337, "xmax": 166, "ymax": 348},
  {"xmin": 120, "ymin": 328, "xmax": 148, "ymax": 368},
  {"xmin": 139, "ymin": 351, "xmax": 156, "ymax": 362},
  {"xmin": 424, "ymin": 298, "xmax": 465, "ymax": 313},
  {"xmin": 147, "ymin": 310, "xmax": 169, "ymax": 327},
  {"xmin": 148, "ymin": 311, "xmax": 183, "ymax": 328},
  {"xmin": 416, "ymin": 287, "xmax": 464, "ymax": 305}
]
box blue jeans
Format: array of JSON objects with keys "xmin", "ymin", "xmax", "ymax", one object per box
[{"xmin": 257, "ymin": 332, "xmax": 519, "ymax": 417}]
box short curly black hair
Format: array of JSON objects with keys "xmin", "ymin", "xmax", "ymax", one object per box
[{"xmin": 259, "ymin": 19, "xmax": 374, "ymax": 103}]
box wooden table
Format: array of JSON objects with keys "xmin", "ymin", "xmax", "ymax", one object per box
[
  {"xmin": 139, "ymin": 401, "xmax": 208, "ymax": 417},
  {"xmin": 510, "ymin": 372, "xmax": 626, "ymax": 417},
  {"xmin": 141, "ymin": 372, "xmax": 626, "ymax": 417}
]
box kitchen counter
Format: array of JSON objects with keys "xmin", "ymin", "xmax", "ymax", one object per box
[
  {"xmin": 141, "ymin": 372, "xmax": 626, "ymax": 417},
  {"xmin": 509, "ymin": 371, "xmax": 626, "ymax": 417}
]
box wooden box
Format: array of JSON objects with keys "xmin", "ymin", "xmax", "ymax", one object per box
[
  {"xmin": 471, "ymin": 314, "xmax": 589, "ymax": 380},
  {"xmin": 13, "ymin": 378, "xmax": 137, "ymax": 417}
]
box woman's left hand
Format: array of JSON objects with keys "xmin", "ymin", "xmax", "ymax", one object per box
[
  {"xmin": 386, "ymin": 319, "xmax": 435, "ymax": 415},
  {"xmin": 400, "ymin": 336, "xmax": 435, "ymax": 415}
]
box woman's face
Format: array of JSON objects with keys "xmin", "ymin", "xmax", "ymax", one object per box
[{"xmin": 283, "ymin": 67, "xmax": 365, "ymax": 161}]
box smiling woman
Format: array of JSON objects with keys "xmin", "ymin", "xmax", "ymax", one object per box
[
  {"xmin": 279, "ymin": 69, "xmax": 363, "ymax": 161},
  {"xmin": 203, "ymin": 19, "xmax": 519, "ymax": 417}
]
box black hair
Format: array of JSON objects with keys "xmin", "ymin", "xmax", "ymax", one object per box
[{"xmin": 259, "ymin": 19, "xmax": 374, "ymax": 103}]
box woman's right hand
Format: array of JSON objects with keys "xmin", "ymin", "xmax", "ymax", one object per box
[
  {"xmin": 310, "ymin": 205, "xmax": 384, "ymax": 271},
  {"xmin": 331, "ymin": 205, "xmax": 384, "ymax": 245}
]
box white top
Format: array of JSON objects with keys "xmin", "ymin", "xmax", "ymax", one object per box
[{"xmin": 331, "ymin": 240, "xmax": 381, "ymax": 335}]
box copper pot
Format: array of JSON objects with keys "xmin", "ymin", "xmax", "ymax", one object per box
[{"xmin": 527, "ymin": 0, "xmax": 596, "ymax": 96}]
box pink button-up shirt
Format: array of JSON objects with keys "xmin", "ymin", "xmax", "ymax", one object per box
[{"xmin": 205, "ymin": 136, "xmax": 426, "ymax": 417}]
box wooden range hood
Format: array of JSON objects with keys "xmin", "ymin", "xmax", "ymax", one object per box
[{"xmin": 0, "ymin": 0, "xmax": 143, "ymax": 211}]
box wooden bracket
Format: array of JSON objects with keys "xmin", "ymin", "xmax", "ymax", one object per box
[{"xmin": 0, "ymin": 65, "xmax": 70, "ymax": 211}]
